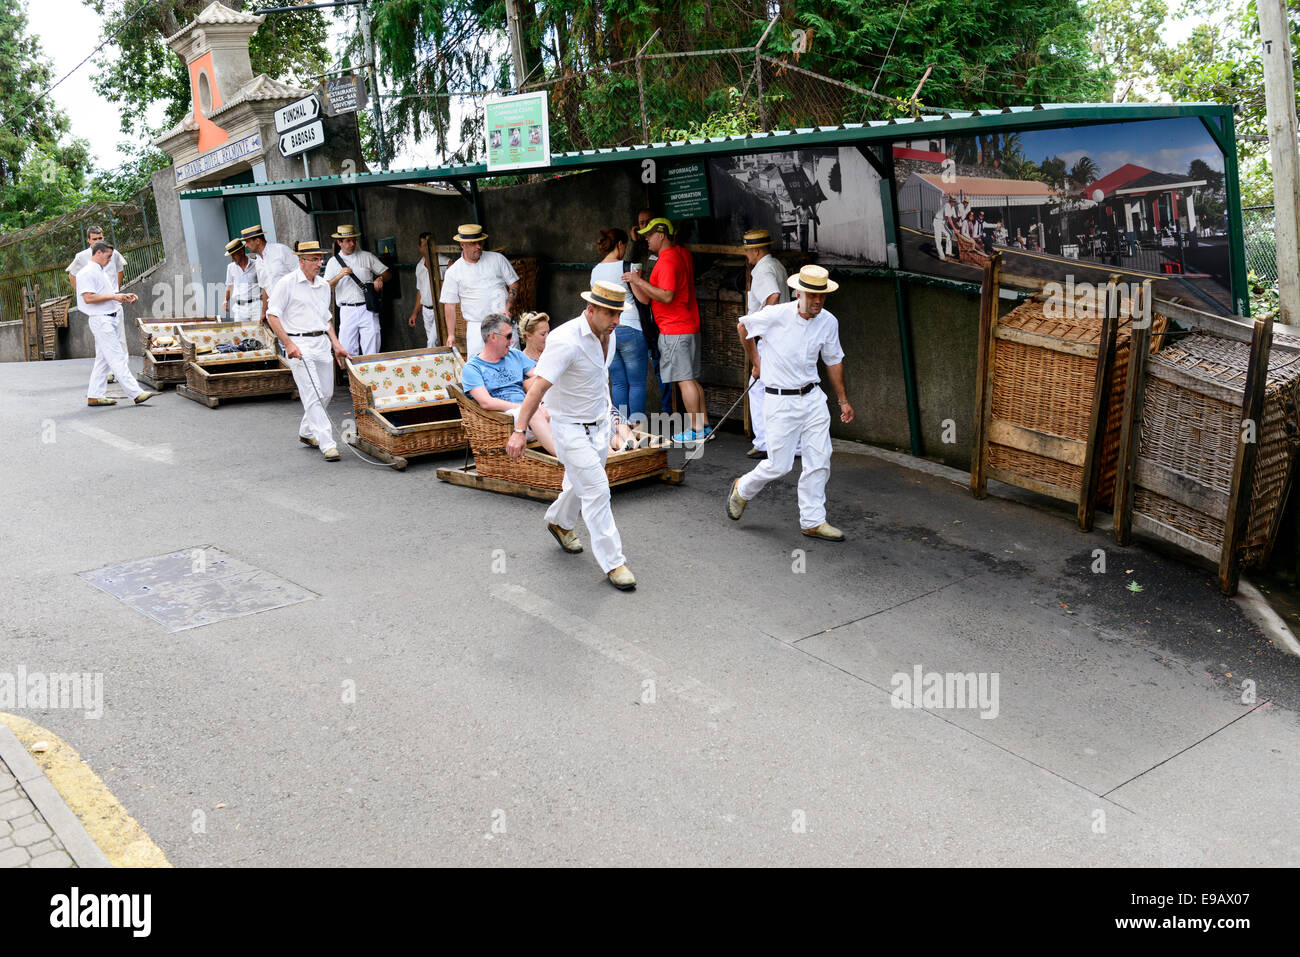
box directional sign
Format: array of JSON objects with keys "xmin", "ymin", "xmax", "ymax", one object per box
[
  {"xmin": 274, "ymin": 94, "xmax": 321, "ymax": 135},
  {"xmin": 279, "ymin": 120, "xmax": 325, "ymax": 158}
]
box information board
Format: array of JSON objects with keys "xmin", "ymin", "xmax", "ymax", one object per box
[
  {"xmin": 662, "ymin": 161, "xmax": 711, "ymax": 219},
  {"xmin": 485, "ymin": 91, "xmax": 550, "ymax": 172}
]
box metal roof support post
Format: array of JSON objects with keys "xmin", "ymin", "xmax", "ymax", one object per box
[
  {"xmin": 470, "ymin": 178, "xmax": 481, "ymax": 225},
  {"xmin": 360, "ymin": 1, "xmax": 389, "ymax": 172}
]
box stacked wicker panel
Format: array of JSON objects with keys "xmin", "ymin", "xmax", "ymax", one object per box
[
  {"xmin": 1134, "ymin": 333, "xmax": 1300, "ymax": 567},
  {"xmin": 989, "ymin": 289, "xmax": 1165, "ymax": 505},
  {"xmin": 956, "ymin": 233, "xmax": 989, "ymax": 268}
]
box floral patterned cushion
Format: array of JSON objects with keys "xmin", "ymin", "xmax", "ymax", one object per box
[
  {"xmin": 195, "ymin": 348, "xmax": 276, "ymax": 363},
  {"xmin": 352, "ymin": 353, "xmax": 462, "ymax": 407},
  {"xmin": 182, "ymin": 323, "xmax": 265, "ymax": 351},
  {"xmin": 139, "ymin": 322, "xmax": 181, "ymax": 353}
]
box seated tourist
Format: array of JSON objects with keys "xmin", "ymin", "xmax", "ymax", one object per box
[{"xmin": 461, "ymin": 313, "xmax": 555, "ymax": 454}]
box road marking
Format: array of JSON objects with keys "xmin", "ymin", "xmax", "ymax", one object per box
[
  {"xmin": 66, "ymin": 422, "xmax": 174, "ymax": 464},
  {"xmin": 0, "ymin": 713, "xmax": 170, "ymax": 868},
  {"xmin": 492, "ymin": 582, "xmax": 734, "ymax": 714}
]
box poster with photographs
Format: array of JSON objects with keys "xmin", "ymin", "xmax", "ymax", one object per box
[
  {"xmin": 892, "ymin": 116, "xmax": 1234, "ymax": 313},
  {"xmin": 707, "ymin": 148, "xmax": 887, "ymax": 264}
]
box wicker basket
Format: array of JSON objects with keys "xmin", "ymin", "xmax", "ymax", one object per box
[
  {"xmin": 509, "ymin": 257, "xmax": 539, "ymax": 313},
  {"xmin": 40, "ymin": 296, "xmax": 71, "ymax": 329},
  {"xmin": 956, "ymin": 233, "xmax": 989, "ymax": 268},
  {"xmin": 345, "ymin": 346, "xmax": 468, "ymax": 459},
  {"xmin": 453, "ymin": 386, "xmax": 667, "ymax": 490},
  {"xmin": 139, "ymin": 318, "xmax": 215, "ymax": 386},
  {"xmin": 1133, "ymin": 333, "xmax": 1300, "ymax": 567},
  {"xmin": 177, "ymin": 321, "xmax": 295, "ymax": 406},
  {"xmin": 988, "ymin": 288, "xmax": 1166, "ymax": 505}
]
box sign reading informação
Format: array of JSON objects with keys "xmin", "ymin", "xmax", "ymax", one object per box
[
  {"xmin": 662, "ymin": 161, "xmax": 711, "ymax": 220},
  {"xmin": 485, "ymin": 91, "xmax": 550, "ymax": 172}
]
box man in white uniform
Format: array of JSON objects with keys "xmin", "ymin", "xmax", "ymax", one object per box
[
  {"xmin": 440, "ymin": 224, "xmax": 519, "ymax": 358},
  {"xmin": 240, "ymin": 225, "xmax": 297, "ymax": 320},
  {"xmin": 266, "ymin": 240, "xmax": 351, "ymax": 462},
  {"xmin": 406, "ymin": 232, "xmax": 447, "ymax": 348},
  {"xmin": 740, "ymin": 229, "xmax": 790, "ymax": 460},
  {"xmin": 324, "ymin": 224, "xmax": 392, "ymax": 356},
  {"xmin": 728, "ymin": 265, "xmax": 854, "ymax": 541},
  {"xmin": 222, "ymin": 238, "xmax": 262, "ymax": 321},
  {"xmin": 79, "ymin": 242, "xmax": 154, "ymax": 407},
  {"xmin": 507, "ymin": 280, "xmax": 637, "ymax": 591},
  {"xmin": 68, "ymin": 225, "xmax": 129, "ymax": 379},
  {"xmin": 932, "ymin": 193, "xmax": 955, "ymax": 262}
]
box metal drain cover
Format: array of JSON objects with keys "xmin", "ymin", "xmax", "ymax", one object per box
[{"xmin": 79, "ymin": 546, "xmax": 317, "ymax": 632}]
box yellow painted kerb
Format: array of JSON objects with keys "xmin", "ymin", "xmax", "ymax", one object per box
[{"xmin": 0, "ymin": 713, "xmax": 169, "ymax": 868}]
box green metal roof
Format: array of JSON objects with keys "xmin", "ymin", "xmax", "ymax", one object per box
[{"xmin": 178, "ymin": 102, "xmax": 1233, "ymax": 201}]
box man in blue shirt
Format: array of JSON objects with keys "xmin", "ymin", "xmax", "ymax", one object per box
[{"xmin": 461, "ymin": 313, "xmax": 555, "ymax": 453}]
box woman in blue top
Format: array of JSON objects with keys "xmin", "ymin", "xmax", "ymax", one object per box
[{"xmin": 591, "ymin": 227, "xmax": 647, "ymax": 424}]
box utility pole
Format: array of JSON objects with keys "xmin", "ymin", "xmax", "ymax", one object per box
[
  {"xmin": 1259, "ymin": 0, "xmax": 1300, "ymax": 324},
  {"xmin": 504, "ymin": 0, "xmax": 527, "ymax": 91},
  {"xmin": 360, "ymin": 1, "xmax": 390, "ymax": 170}
]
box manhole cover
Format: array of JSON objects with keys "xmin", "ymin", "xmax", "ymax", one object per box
[{"xmin": 78, "ymin": 546, "xmax": 317, "ymax": 632}]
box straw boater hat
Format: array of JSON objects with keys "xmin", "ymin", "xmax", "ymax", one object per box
[
  {"xmin": 742, "ymin": 229, "xmax": 773, "ymax": 247},
  {"xmin": 224, "ymin": 238, "xmax": 246, "ymax": 256},
  {"xmin": 331, "ymin": 224, "xmax": 361, "ymax": 240},
  {"xmin": 453, "ymin": 223, "xmax": 488, "ymax": 243},
  {"xmin": 240, "ymin": 224, "xmax": 265, "ymax": 242},
  {"xmin": 636, "ymin": 217, "xmax": 673, "ymax": 237},
  {"xmin": 580, "ymin": 280, "xmax": 633, "ymax": 311},
  {"xmin": 787, "ymin": 264, "xmax": 838, "ymax": 294},
  {"xmin": 294, "ymin": 240, "xmax": 326, "ymax": 258}
]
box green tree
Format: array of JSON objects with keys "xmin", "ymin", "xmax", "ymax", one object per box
[
  {"xmin": 0, "ymin": 1, "xmax": 96, "ymax": 229},
  {"xmin": 85, "ymin": 1, "xmax": 331, "ymax": 142},
  {"xmin": 1081, "ymin": 0, "xmax": 1168, "ymax": 100},
  {"xmin": 1068, "ymin": 156, "xmax": 1099, "ymax": 190}
]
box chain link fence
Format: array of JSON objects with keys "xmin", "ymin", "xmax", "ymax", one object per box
[
  {"xmin": 1243, "ymin": 205, "xmax": 1277, "ymax": 286},
  {"xmin": 0, "ymin": 188, "xmax": 164, "ymax": 325},
  {"xmin": 393, "ymin": 39, "xmax": 934, "ymax": 166}
]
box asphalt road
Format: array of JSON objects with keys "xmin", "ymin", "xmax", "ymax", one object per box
[{"xmin": 2, "ymin": 358, "xmax": 1298, "ymax": 866}]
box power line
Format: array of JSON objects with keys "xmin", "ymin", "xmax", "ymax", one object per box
[{"xmin": 0, "ymin": 0, "xmax": 159, "ymax": 135}]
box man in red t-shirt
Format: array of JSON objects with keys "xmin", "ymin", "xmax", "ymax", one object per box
[{"xmin": 623, "ymin": 217, "xmax": 710, "ymax": 442}]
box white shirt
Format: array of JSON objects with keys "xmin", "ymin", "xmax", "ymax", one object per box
[
  {"xmin": 68, "ymin": 248, "xmax": 126, "ymax": 314},
  {"xmin": 225, "ymin": 259, "xmax": 260, "ymax": 301},
  {"xmin": 741, "ymin": 300, "xmax": 845, "ymax": 390},
  {"xmin": 440, "ymin": 251, "xmax": 519, "ymax": 326},
  {"xmin": 325, "ymin": 249, "xmax": 387, "ymax": 305},
  {"xmin": 590, "ymin": 260, "xmax": 639, "ymax": 331},
  {"xmin": 933, "ymin": 202, "xmax": 954, "ymax": 229},
  {"xmin": 254, "ymin": 242, "xmax": 298, "ymax": 293},
  {"xmin": 267, "ymin": 268, "xmax": 332, "ymax": 335},
  {"xmin": 76, "ymin": 261, "xmax": 119, "ymax": 317},
  {"xmin": 747, "ymin": 253, "xmax": 789, "ymax": 315},
  {"xmin": 533, "ymin": 313, "xmax": 616, "ymax": 423}
]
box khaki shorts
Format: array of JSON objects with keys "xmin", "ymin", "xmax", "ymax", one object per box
[{"xmin": 658, "ymin": 333, "xmax": 701, "ymax": 383}]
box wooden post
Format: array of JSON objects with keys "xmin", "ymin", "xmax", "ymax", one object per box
[
  {"xmin": 970, "ymin": 253, "xmax": 1002, "ymax": 498},
  {"xmin": 1078, "ymin": 279, "xmax": 1119, "ymax": 531},
  {"xmin": 1219, "ymin": 313, "xmax": 1274, "ymax": 595},
  {"xmin": 1258, "ymin": 0, "xmax": 1300, "ymax": 325},
  {"xmin": 1114, "ymin": 280, "xmax": 1154, "ymax": 544}
]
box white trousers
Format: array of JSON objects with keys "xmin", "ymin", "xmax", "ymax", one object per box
[
  {"xmin": 934, "ymin": 222, "xmax": 952, "ymax": 260},
  {"xmin": 749, "ymin": 374, "xmax": 802, "ymax": 455},
  {"xmin": 464, "ymin": 318, "xmax": 485, "ymax": 359},
  {"xmin": 544, "ymin": 419, "xmax": 626, "ymax": 573},
  {"xmin": 87, "ymin": 314, "xmax": 144, "ymax": 399},
  {"xmin": 422, "ymin": 305, "xmax": 440, "ymax": 348},
  {"xmin": 229, "ymin": 300, "xmax": 260, "ymax": 323},
  {"xmin": 288, "ymin": 335, "xmax": 335, "ymax": 451},
  {"xmin": 737, "ymin": 388, "xmax": 834, "ymax": 529},
  {"xmin": 339, "ymin": 303, "xmax": 380, "ymax": 356}
]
